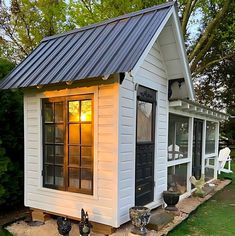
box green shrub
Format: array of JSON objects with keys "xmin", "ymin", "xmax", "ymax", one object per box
[
  {"xmin": 0, "ymin": 141, "xmax": 23, "ymax": 209},
  {"xmin": 0, "ymin": 58, "xmax": 24, "ymax": 209}
]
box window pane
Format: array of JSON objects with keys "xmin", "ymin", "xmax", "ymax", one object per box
[
  {"xmin": 45, "ymin": 125, "xmax": 54, "ymax": 143},
  {"xmin": 55, "ymin": 125, "xmax": 64, "ymax": 143},
  {"xmin": 43, "ymin": 96, "xmax": 93, "ymax": 193},
  {"xmin": 55, "ymin": 102, "xmax": 64, "ymax": 122},
  {"xmin": 81, "ymin": 100, "xmax": 92, "ymax": 121},
  {"xmin": 69, "ymin": 168, "xmax": 80, "ymax": 188},
  {"xmin": 45, "ymin": 165, "xmax": 54, "ymax": 185},
  {"xmin": 45, "ymin": 145, "xmax": 54, "ymax": 164},
  {"xmin": 69, "ymin": 124, "xmax": 80, "ymax": 144},
  {"xmin": 81, "ymin": 168, "xmax": 92, "ymax": 191},
  {"xmin": 168, "ymin": 115, "xmax": 189, "ymax": 161},
  {"xmin": 137, "ymin": 101, "xmax": 152, "ymax": 142},
  {"xmin": 69, "ymin": 146, "xmax": 80, "ymax": 166},
  {"xmin": 55, "ymin": 145, "xmax": 64, "ymax": 165},
  {"xmin": 167, "ymin": 163, "xmax": 187, "ymax": 194},
  {"xmin": 44, "ymin": 103, "xmax": 53, "ymax": 122},
  {"xmin": 55, "ymin": 166, "xmax": 64, "ymax": 187},
  {"xmin": 81, "ymin": 124, "xmax": 92, "ymax": 145},
  {"xmin": 205, "ymin": 157, "xmax": 215, "ymax": 181},
  {"xmin": 81, "ymin": 147, "xmax": 92, "ymax": 167},
  {"xmin": 206, "ymin": 121, "xmax": 216, "ymax": 154},
  {"xmin": 69, "ymin": 101, "xmax": 79, "ymax": 122}
]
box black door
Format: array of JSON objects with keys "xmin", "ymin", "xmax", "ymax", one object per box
[
  {"xmin": 192, "ymin": 119, "xmax": 203, "ymax": 179},
  {"xmin": 135, "ymin": 86, "xmax": 156, "ymax": 206}
]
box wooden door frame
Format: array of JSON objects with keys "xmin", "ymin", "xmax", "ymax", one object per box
[{"xmin": 135, "ymin": 85, "xmax": 156, "ymax": 206}]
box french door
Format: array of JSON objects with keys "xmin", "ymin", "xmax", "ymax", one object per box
[{"xmin": 135, "ymin": 86, "xmax": 156, "ymax": 206}]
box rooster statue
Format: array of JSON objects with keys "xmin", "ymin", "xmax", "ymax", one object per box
[
  {"xmin": 189, "ymin": 174, "xmax": 205, "ymax": 196},
  {"xmin": 78, "ymin": 209, "xmax": 93, "ymax": 236}
]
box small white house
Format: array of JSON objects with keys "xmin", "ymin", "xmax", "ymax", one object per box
[{"xmin": 0, "ymin": 1, "xmax": 228, "ymax": 230}]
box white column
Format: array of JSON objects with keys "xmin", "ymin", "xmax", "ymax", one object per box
[
  {"xmin": 214, "ymin": 122, "xmax": 220, "ymax": 179},
  {"xmin": 187, "ymin": 117, "xmax": 194, "ymax": 193},
  {"xmin": 201, "ymin": 120, "xmax": 206, "ymax": 175}
]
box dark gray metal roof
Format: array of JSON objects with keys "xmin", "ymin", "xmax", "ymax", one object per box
[{"xmin": 0, "ymin": 2, "xmax": 174, "ymax": 89}]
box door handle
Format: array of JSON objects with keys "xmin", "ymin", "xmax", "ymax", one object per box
[{"xmin": 138, "ymin": 187, "xmax": 142, "ymax": 191}]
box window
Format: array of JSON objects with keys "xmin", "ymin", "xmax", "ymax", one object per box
[
  {"xmin": 205, "ymin": 157, "xmax": 216, "ymax": 181},
  {"xmin": 167, "ymin": 163, "xmax": 187, "ymax": 194},
  {"xmin": 205, "ymin": 121, "xmax": 216, "ymax": 154},
  {"xmin": 168, "ymin": 114, "xmax": 189, "ymax": 161},
  {"xmin": 42, "ymin": 95, "xmax": 93, "ymax": 195},
  {"xmin": 137, "ymin": 101, "xmax": 153, "ymax": 142}
]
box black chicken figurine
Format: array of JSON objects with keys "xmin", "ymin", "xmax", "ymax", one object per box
[
  {"xmin": 78, "ymin": 209, "xmax": 93, "ymax": 236},
  {"xmin": 57, "ymin": 217, "xmax": 72, "ymax": 236}
]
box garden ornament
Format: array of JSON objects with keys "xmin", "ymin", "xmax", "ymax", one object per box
[
  {"xmin": 129, "ymin": 206, "xmax": 151, "ymax": 235},
  {"xmin": 190, "ymin": 174, "xmax": 205, "ymax": 196},
  {"xmin": 78, "ymin": 208, "xmax": 93, "ymax": 236},
  {"xmin": 57, "ymin": 217, "xmax": 72, "ymax": 236}
]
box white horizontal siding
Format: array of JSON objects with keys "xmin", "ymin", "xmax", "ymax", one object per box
[
  {"xmin": 118, "ymin": 77, "xmax": 136, "ymax": 225},
  {"xmin": 118, "ymin": 39, "xmax": 169, "ymax": 225},
  {"xmin": 24, "ymin": 84, "xmax": 119, "ymax": 227}
]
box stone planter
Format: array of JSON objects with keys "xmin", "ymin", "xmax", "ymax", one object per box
[
  {"xmin": 129, "ymin": 206, "xmax": 151, "ymax": 235},
  {"xmin": 163, "ymin": 191, "xmax": 180, "ymax": 211}
]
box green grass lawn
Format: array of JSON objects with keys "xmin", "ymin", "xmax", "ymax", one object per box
[
  {"xmin": 230, "ymin": 146, "xmax": 235, "ymax": 159},
  {"xmin": 168, "ymin": 162, "xmax": 235, "ymax": 236},
  {"xmin": 0, "ymin": 228, "xmax": 13, "ymax": 236}
]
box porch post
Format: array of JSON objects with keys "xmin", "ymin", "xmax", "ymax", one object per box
[
  {"xmin": 187, "ymin": 117, "xmax": 194, "ymax": 193},
  {"xmin": 201, "ymin": 120, "xmax": 206, "ymax": 175},
  {"xmin": 214, "ymin": 122, "xmax": 220, "ymax": 179}
]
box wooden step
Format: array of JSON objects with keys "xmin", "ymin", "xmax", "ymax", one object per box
[{"xmin": 147, "ymin": 209, "xmax": 174, "ymax": 231}]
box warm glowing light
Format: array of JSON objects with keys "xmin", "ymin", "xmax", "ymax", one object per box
[
  {"xmin": 69, "ymin": 101, "xmax": 79, "ymax": 122},
  {"xmin": 81, "ymin": 113, "xmax": 86, "ymax": 121},
  {"xmin": 81, "ymin": 100, "xmax": 92, "ymax": 121},
  {"xmin": 81, "ymin": 111, "xmax": 92, "ymax": 121}
]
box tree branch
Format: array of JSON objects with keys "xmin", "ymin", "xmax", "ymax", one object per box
[
  {"xmin": 193, "ymin": 52, "xmax": 235, "ymax": 75},
  {"xmin": 189, "ymin": 0, "xmax": 231, "ymax": 63},
  {"xmin": 181, "ymin": 0, "xmax": 198, "ymax": 36},
  {"xmin": 190, "ymin": 33, "xmax": 215, "ymax": 73}
]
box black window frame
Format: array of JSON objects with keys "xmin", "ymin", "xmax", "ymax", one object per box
[{"xmin": 42, "ymin": 94, "xmax": 94, "ymax": 195}]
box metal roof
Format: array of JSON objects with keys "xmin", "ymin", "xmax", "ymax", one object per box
[{"xmin": 0, "ymin": 2, "xmax": 174, "ymax": 89}]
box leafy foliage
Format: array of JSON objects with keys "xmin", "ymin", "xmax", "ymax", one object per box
[
  {"xmin": 0, "ymin": 58, "xmax": 24, "ymax": 209},
  {"xmin": 0, "ymin": 0, "xmax": 70, "ymax": 61},
  {"xmin": 1, "ymin": 0, "xmax": 234, "ymax": 75},
  {"xmin": 0, "ymin": 141, "xmax": 23, "ymax": 208}
]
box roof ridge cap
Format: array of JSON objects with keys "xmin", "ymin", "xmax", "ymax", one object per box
[{"xmin": 42, "ymin": 1, "xmax": 175, "ymax": 42}]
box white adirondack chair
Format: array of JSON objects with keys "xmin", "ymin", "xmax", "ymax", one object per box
[
  {"xmin": 217, "ymin": 147, "xmax": 233, "ymax": 174},
  {"xmin": 168, "ymin": 144, "xmax": 183, "ymax": 160}
]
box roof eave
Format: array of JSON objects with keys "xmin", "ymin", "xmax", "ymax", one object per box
[{"xmin": 169, "ymin": 99, "xmax": 229, "ymax": 121}]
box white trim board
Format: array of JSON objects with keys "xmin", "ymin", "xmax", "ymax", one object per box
[{"xmin": 130, "ymin": 5, "xmax": 195, "ymax": 101}]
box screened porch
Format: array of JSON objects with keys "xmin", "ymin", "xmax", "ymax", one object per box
[{"xmin": 167, "ymin": 99, "xmax": 228, "ymax": 198}]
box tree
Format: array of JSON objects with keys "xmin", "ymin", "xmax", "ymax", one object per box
[
  {"xmin": 196, "ymin": 55, "xmax": 235, "ymax": 140},
  {"xmin": 1, "ymin": 0, "xmax": 234, "ymax": 75},
  {"xmin": 0, "ymin": 58, "xmax": 24, "ymax": 209},
  {"xmin": 0, "ymin": 0, "xmax": 234, "ymax": 115},
  {"xmin": 0, "ymin": 0, "xmax": 70, "ymax": 62},
  {"xmin": 67, "ymin": 0, "xmax": 235, "ymax": 77}
]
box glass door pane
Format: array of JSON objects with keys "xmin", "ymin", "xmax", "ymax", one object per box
[{"xmin": 137, "ymin": 101, "xmax": 153, "ymax": 142}]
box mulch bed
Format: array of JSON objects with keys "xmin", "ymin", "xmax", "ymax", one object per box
[{"xmin": 0, "ymin": 206, "xmax": 31, "ymax": 227}]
